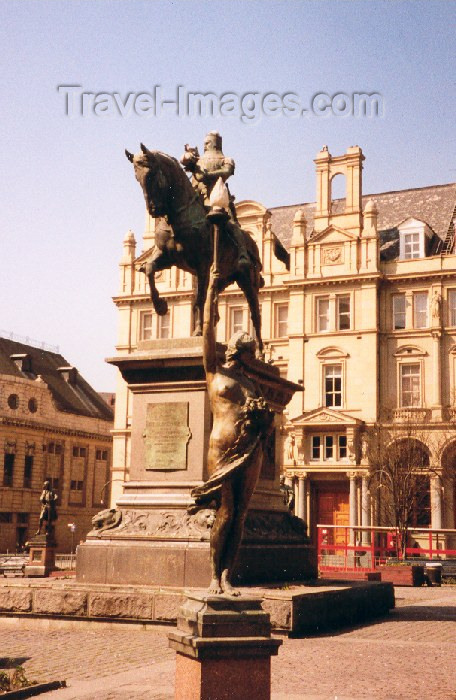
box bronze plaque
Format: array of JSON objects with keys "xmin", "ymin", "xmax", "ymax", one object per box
[{"xmin": 143, "ymin": 402, "xmax": 191, "ymax": 471}]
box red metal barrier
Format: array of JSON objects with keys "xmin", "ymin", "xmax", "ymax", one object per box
[{"xmin": 317, "ymin": 525, "xmax": 456, "ymax": 573}]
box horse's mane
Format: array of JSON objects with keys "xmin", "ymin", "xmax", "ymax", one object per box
[
  {"xmin": 154, "ymin": 150, "xmax": 180, "ymax": 167},
  {"xmin": 152, "ymin": 150, "xmax": 196, "ymax": 193}
]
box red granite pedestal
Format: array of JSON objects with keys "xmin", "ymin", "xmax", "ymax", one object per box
[
  {"xmin": 168, "ymin": 592, "xmax": 282, "ymax": 700},
  {"xmin": 24, "ymin": 534, "xmax": 56, "ymax": 577}
]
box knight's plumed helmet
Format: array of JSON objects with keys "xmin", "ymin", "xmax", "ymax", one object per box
[{"xmin": 225, "ymin": 331, "xmax": 256, "ymax": 361}]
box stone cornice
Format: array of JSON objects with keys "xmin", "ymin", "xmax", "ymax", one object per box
[
  {"xmin": 113, "ymin": 292, "xmax": 195, "ymax": 305},
  {"xmin": 284, "ymin": 273, "xmax": 382, "ymax": 288},
  {"xmin": 0, "ymin": 417, "xmax": 112, "ymax": 442},
  {"xmin": 381, "ymin": 270, "xmax": 456, "ymax": 283}
]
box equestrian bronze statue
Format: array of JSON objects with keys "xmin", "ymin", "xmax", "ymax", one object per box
[{"xmin": 125, "ymin": 133, "xmax": 288, "ymax": 356}]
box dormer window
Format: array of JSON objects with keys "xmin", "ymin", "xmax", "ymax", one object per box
[
  {"xmin": 404, "ymin": 232, "xmax": 420, "ymax": 259},
  {"xmin": 57, "ymin": 366, "xmax": 78, "ymax": 385},
  {"xmin": 398, "ymin": 218, "xmax": 433, "ymax": 261},
  {"xmin": 10, "ymin": 354, "xmax": 34, "ymax": 377}
]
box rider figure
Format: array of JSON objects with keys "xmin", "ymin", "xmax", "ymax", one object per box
[{"xmin": 181, "ymin": 131, "xmax": 250, "ymax": 271}]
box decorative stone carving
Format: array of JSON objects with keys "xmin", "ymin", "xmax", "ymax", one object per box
[
  {"xmin": 348, "ymin": 437, "xmax": 357, "ymax": 462},
  {"xmin": 361, "ymin": 434, "xmax": 369, "ymax": 463},
  {"xmin": 90, "ymin": 507, "xmax": 308, "ymax": 545},
  {"xmin": 322, "ymin": 246, "xmax": 343, "ymax": 265},
  {"xmin": 285, "ymin": 432, "xmax": 297, "ymax": 464},
  {"xmin": 431, "ymin": 290, "xmax": 442, "ymax": 323},
  {"xmin": 106, "ymin": 508, "xmax": 216, "ymax": 541},
  {"xmin": 306, "ymin": 412, "xmax": 339, "ymax": 423},
  {"xmin": 89, "ymin": 508, "xmax": 122, "ymax": 537},
  {"xmin": 243, "ymin": 511, "xmax": 308, "ymax": 543},
  {"xmin": 4, "ymin": 440, "xmax": 16, "ymax": 454}
]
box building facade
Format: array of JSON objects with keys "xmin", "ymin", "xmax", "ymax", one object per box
[
  {"xmin": 0, "ymin": 337, "xmax": 113, "ymax": 552},
  {"xmin": 113, "ymin": 145, "xmax": 456, "ymax": 546}
]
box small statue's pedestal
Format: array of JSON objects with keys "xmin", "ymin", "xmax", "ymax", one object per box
[
  {"xmin": 24, "ymin": 534, "xmax": 56, "ymax": 577},
  {"xmin": 168, "ymin": 592, "xmax": 282, "ymax": 700}
]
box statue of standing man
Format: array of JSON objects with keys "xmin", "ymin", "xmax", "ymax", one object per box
[{"xmin": 36, "ymin": 480, "xmax": 58, "ymax": 536}]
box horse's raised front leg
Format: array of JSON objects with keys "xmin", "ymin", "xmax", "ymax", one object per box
[{"xmin": 145, "ymin": 260, "xmax": 168, "ymax": 316}]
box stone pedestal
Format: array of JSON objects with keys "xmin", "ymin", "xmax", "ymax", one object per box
[
  {"xmin": 76, "ymin": 338, "xmax": 315, "ymax": 586},
  {"xmin": 168, "ymin": 592, "xmax": 281, "ymax": 700},
  {"xmin": 24, "ymin": 534, "xmax": 56, "ymax": 577}
]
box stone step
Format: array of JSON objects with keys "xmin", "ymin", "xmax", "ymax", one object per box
[{"xmin": 0, "ymin": 579, "xmax": 394, "ymax": 635}]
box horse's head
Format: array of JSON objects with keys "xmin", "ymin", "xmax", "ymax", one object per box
[{"xmin": 125, "ymin": 144, "xmax": 175, "ymax": 218}]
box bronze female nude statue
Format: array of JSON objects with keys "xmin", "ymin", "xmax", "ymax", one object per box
[{"xmin": 191, "ymin": 266, "xmax": 274, "ymax": 595}]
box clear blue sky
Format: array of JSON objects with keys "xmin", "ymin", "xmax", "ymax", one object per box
[{"xmin": 1, "ymin": 0, "xmax": 454, "ymax": 390}]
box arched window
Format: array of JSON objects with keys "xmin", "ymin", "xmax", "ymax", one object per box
[
  {"xmin": 330, "ymin": 173, "xmax": 346, "ymax": 212},
  {"xmin": 369, "ymin": 437, "xmax": 430, "ymax": 528},
  {"xmin": 441, "ymin": 442, "xmax": 456, "ymax": 528}
]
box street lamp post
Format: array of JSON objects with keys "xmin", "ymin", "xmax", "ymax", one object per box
[{"xmin": 67, "ymin": 523, "xmax": 76, "ymax": 569}]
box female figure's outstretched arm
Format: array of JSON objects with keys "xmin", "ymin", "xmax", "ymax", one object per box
[{"xmin": 203, "ymin": 265, "xmax": 219, "ymax": 382}]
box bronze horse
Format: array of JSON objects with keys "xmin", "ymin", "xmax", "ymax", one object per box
[{"xmin": 125, "ymin": 144, "xmax": 286, "ymax": 355}]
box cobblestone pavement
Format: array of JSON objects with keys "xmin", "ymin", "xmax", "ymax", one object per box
[{"xmin": 0, "ymin": 586, "xmax": 454, "ymax": 699}]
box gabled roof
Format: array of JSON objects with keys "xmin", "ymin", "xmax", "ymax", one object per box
[
  {"xmin": 267, "ymin": 182, "xmax": 456, "ymax": 259},
  {"xmin": 0, "ymin": 337, "xmax": 113, "ymax": 421}
]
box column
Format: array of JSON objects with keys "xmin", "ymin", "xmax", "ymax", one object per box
[
  {"xmin": 431, "ymin": 475, "xmax": 442, "ymax": 530},
  {"xmin": 361, "ymin": 476, "xmax": 371, "ymax": 544},
  {"xmin": 297, "ymin": 474, "xmax": 307, "ymax": 521},
  {"xmin": 431, "ymin": 331, "xmax": 442, "ymax": 417},
  {"xmin": 348, "ymin": 472, "xmax": 358, "ymax": 544},
  {"xmin": 285, "ymin": 474, "xmax": 294, "ymax": 514},
  {"xmin": 293, "ymin": 475, "xmax": 299, "ymax": 517}
]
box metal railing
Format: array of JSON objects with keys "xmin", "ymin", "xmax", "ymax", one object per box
[
  {"xmin": 317, "ymin": 525, "xmax": 456, "ymax": 573},
  {"xmin": 0, "ymin": 553, "xmax": 76, "ymax": 571},
  {"xmin": 0, "ymin": 329, "xmax": 59, "ymax": 353},
  {"xmin": 55, "ymin": 554, "xmax": 76, "ymax": 570}
]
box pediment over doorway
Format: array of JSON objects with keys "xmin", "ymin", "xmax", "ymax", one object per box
[{"xmin": 290, "ymin": 407, "xmax": 363, "ymax": 428}]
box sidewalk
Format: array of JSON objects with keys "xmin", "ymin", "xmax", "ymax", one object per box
[{"xmin": 0, "ymin": 586, "xmax": 455, "ymax": 700}]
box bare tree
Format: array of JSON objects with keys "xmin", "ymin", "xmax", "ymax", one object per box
[{"xmin": 365, "ymin": 421, "xmax": 435, "ymax": 559}]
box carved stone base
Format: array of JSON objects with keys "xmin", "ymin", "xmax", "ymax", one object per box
[
  {"xmin": 76, "ymin": 508, "xmax": 315, "ymax": 587},
  {"xmin": 86, "ymin": 507, "xmax": 307, "ymax": 544}
]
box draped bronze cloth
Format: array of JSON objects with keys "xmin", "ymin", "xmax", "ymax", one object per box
[{"xmin": 191, "ymin": 397, "xmax": 273, "ymax": 506}]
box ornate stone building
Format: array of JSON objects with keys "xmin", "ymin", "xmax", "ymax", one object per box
[
  {"xmin": 0, "ymin": 337, "xmax": 113, "ymax": 552},
  {"xmin": 113, "ymin": 145, "xmax": 456, "ymax": 546}
]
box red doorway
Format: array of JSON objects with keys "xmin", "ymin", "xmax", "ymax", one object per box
[{"xmin": 315, "ymin": 483, "xmax": 349, "ymax": 546}]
